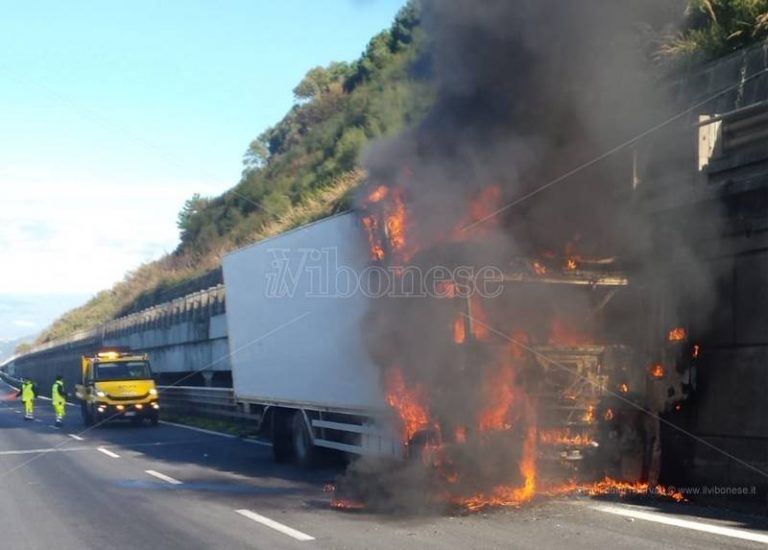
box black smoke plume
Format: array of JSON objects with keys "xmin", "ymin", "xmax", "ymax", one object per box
[{"xmin": 338, "ymin": 0, "xmax": 708, "ymax": 512}]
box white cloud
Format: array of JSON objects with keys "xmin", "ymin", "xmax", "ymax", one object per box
[
  {"xmin": 11, "ymin": 320, "xmax": 37, "ymax": 328},
  {"xmin": 0, "ymin": 168, "xmax": 227, "ymax": 294}
]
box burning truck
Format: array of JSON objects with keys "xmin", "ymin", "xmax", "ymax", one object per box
[
  {"xmin": 344, "ymin": 182, "xmax": 696, "ymax": 509},
  {"xmin": 223, "ymin": 181, "xmax": 693, "ymax": 511}
]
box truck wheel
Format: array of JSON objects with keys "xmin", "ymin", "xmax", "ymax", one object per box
[
  {"xmin": 292, "ymin": 412, "xmax": 316, "ymax": 467},
  {"xmin": 81, "ymin": 403, "xmax": 93, "ymax": 427},
  {"xmin": 149, "ymin": 413, "xmax": 159, "ymax": 427},
  {"xmin": 272, "ymin": 410, "xmax": 294, "ymax": 463}
]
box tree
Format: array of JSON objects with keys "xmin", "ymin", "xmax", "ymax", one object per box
[
  {"xmin": 662, "ymin": 1, "xmax": 768, "ymax": 60},
  {"xmin": 293, "ymin": 62, "xmax": 351, "ymax": 102},
  {"xmin": 177, "ymin": 193, "xmax": 211, "ymax": 244},
  {"xmin": 243, "ymin": 139, "xmax": 269, "ymax": 171}
]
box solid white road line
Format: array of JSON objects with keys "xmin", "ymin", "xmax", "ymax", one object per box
[
  {"xmin": 159, "ymin": 420, "xmax": 272, "ymax": 447},
  {"xmin": 592, "ymin": 504, "xmax": 768, "ymax": 545},
  {"xmin": 235, "ymin": 509, "xmax": 315, "ymax": 542},
  {"xmin": 96, "ymin": 447, "xmax": 120, "ymax": 458},
  {"xmin": 243, "ymin": 438, "xmax": 272, "ymax": 447},
  {"xmin": 0, "ymin": 447, "xmax": 88, "ymax": 456},
  {"xmin": 68, "ymin": 434, "xmax": 84, "ymax": 441},
  {"xmin": 145, "ymin": 470, "xmax": 182, "ymax": 485},
  {"xmin": 159, "ymin": 421, "xmax": 236, "ymax": 439}
]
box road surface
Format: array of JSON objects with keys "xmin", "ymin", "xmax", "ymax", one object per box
[{"xmin": 0, "ymin": 381, "xmax": 766, "ymax": 549}]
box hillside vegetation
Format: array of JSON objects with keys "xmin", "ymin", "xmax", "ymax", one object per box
[
  {"xmin": 33, "ymin": 2, "xmax": 432, "ymax": 346},
  {"xmin": 662, "ymin": 1, "xmax": 768, "ymax": 61}
]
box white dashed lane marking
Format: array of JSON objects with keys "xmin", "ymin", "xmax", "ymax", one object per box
[
  {"xmin": 145, "ymin": 470, "xmax": 182, "ymax": 485},
  {"xmin": 235, "ymin": 509, "xmax": 315, "ymax": 542},
  {"xmin": 96, "ymin": 447, "xmax": 120, "ymax": 458},
  {"xmin": 68, "ymin": 434, "xmax": 84, "ymax": 441}
]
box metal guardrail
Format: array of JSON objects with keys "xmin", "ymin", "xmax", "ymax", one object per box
[
  {"xmin": 0, "ymin": 372, "xmax": 21, "ymax": 388},
  {"xmin": 157, "ymin": 385, "xmax": 254, "ymax": 421}
]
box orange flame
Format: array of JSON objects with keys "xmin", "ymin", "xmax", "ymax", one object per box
[
  {"xmin": 437, "ymin": 280, "xmax": 458, "ymax": 298},
  {"xmin": 385, "ymin": 187, "xmax": 409, "ymax": 256},
  {"xmin": 452, "ymin": 185, "xmax": 503, "ymax": 240},
  {"xmin": 649, "ymin": 364, "xmax": 665, "ymax": 379},
  {"xmin": 542, "ymin": 478, "xmax": 685, "ymax": 503},
  {"xmin": 618, "ymin": 383, "xmax": 629, "ymax": 394},
  {"xmin": 367, "ymin": 185, "xmax": 389, "ymax": 203},
  {"xmin": 456, "ymin": 408, "xmax": 537, "ymax": 510},
  {"xmin": 668, "ymin": 327, "xmax": 687, "ymax": 342},
  {"xmin": 584, "ymin": 404, "xmax": 596, "ymax": 424},
  {"xmin": 469, "ymin": 295, "xmax": 490, "ymax": 342},
  {"xmin": 566, "ymin": 257, "xmax": 578, "ymax": 271},
  {"xmin": 692, "ymin": 344, "xmax": 700, "ymax": 358},
  {"xmin": 453, "ymin": 315, "xmax": 466, "ymax": 344},
  {"xmin": 469, "ymin": 185, "xmax": 502, "ymax": 223},
  {"xmin": 604, "ymin": 408, "xmax": 614, "ymax": 421},
  {"xmin": 455, "ymin": 426, "xmax": 467, "ymax": 444},
  {"xmin": 330, "ymin": 498, "xmax": 366, "ymax": 511},
  {"xmin": 384, "ymin": 367, "xmax": 430, "ymax": 443},
  {"xmin": 532, "ymin": 260, "xmax": 547, "ymax": 275},
  {"xmin": 477, "ymin": 336, "xmax": 528, "ymax": 431},
  {"xmin": 361, "ymin": 215, "xmax": 385, "ymax": 261}
]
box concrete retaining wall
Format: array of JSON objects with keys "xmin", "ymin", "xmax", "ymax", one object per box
[{"xmin": 10, "ymin": 285, "xmax": 230, "ymax": 392}]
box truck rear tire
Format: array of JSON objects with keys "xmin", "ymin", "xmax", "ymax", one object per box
[
  {"xmin": 292, "ymin": 411, "xmax": 316, "ymax": 467},
  {"xmin": 272, "ymin": 410, "xmax": 294, "ymax": 463}
]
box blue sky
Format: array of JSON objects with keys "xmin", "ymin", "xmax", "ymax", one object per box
[{"xmin": 0, "ymin": 0, "xmax": 406, "ymax": 339}]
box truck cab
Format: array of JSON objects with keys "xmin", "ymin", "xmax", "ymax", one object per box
[{"xmin": 76, "ymin": 349, "xmax": 159, "ymax": 426}]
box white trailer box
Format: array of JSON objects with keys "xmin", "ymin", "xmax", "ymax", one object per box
[
  {"xmin": 223, "ymin": 213, "xmax": 399, "ymax": 462},
  {"xmin": 224, "ymin": 212, "xmax": 386, "ymax": 412}
]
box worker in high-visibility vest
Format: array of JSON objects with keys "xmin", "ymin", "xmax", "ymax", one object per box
[
  {"xmin": 15, "ymin": 379, "xmax": 37, "ymax": 420},
  {"xmin": 52, "ymin": 375, "xmax": 67, "ymax": 427}
]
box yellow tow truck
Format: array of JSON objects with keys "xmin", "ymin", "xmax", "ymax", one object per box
[{"xmin": 75, "ymin": 349, "xmax": 160, "ymax": 426}]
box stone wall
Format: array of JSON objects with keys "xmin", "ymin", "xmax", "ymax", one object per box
[{"xmin": 643, "ymin": 41, "xmax": 768, "ymax": 507}]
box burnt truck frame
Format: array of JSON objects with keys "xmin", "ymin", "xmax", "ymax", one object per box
[{"xmin": 442, "ymin": 257, "xmax": 699, "ymax": 484}]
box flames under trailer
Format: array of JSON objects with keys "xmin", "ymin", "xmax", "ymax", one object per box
[{"xmin": 223, "ymin": 212, "xmax": 402, "ymax": 465}]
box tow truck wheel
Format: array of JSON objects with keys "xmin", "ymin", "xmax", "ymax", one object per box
[
  {"xmin": 149, "ymin": 413, "xmax": 159, "ymax": 426},
  {"xmin": 81, "ymin": 403, "xmax": 93, "ymax": 427},
  {"xmin": 292, "ymin": 411, "xmax": 316, "ymax": 467}
]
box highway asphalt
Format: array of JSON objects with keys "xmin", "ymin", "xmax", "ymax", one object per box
[{"xmin": 0, "ymin": 380, "xmax": 767, "ymax": 550}]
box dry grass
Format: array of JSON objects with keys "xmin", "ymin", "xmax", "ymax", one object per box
[{"xmin": 254, "ymin": 169, "xmax": 364, "ymax": 241}]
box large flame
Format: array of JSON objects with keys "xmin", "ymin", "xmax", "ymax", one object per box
[{"xmin": 384, "ymin": 367, "xmax": 430, "ymax": 443}]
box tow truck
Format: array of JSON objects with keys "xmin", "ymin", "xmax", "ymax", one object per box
[{"xmin": 75, "ymin": 349, "xmax": 160, "ymax": 426}]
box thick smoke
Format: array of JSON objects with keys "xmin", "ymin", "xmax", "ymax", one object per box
[{"xmin": 340, "ymin": 0, "xmax": 708, "ymax": 511}]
